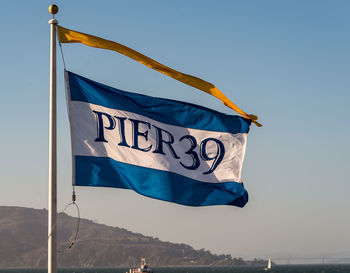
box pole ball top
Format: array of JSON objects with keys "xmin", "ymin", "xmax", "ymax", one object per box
[{"xmin": 49, "ymin": 5, "xmax": 59, "ymax": 15}]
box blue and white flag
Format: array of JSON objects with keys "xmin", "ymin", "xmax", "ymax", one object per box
[{"xmin": 65, "ymin": 71, "xmax": 251, "ymax": 207}]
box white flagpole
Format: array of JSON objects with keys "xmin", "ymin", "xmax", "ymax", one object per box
[{"xmin": 48, "ymin": 5, "xmax": 58, "ymax": 273}]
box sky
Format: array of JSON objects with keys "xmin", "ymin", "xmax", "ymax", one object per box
[{"xmin": 0, "ymin": 0, "xmax": 349, "ymax": 264}]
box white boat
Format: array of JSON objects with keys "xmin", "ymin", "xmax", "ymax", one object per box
[
  {"xmin": 264, "ymin": 257, "xmax": 272, "ymax": 270},
  {"xmin": 127, "ymin": 258, "xmax": 153, "ymax": 273}
]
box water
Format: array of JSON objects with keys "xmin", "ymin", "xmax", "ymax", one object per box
[{"xmin": 1, "ymin": 265, "xmax": 350, "ymax": 273}]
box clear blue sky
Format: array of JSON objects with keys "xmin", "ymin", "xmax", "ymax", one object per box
[{"xmin": 1, "ymin": 0, "xmax": 349, "ymax": 263}]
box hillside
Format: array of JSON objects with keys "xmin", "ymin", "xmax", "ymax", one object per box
[{"xmin": 0, "ymin": 206, "xmax": 266, "ymax": 268}]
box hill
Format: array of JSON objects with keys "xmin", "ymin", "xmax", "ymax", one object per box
[{"xmin": 0, "ymin": 206, "xmax": 266, "ymax": 268}]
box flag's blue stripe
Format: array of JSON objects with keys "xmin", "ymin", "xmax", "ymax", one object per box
[
  {"xmin": 74, "ymin": 155, "xmax": 248, "ymax": 207},
  {"xmin": 67, "ymin": 71, "xmax": 250, "ymax": 134}
]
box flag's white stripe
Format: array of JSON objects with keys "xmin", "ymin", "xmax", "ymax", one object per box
[{"xmin": 70, "ymin": 101, "xmax": 247, "ymax": 183}]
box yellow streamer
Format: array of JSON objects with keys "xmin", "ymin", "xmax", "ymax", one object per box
[{"xmin": 57, "ymin": 26, "xmax": 261, "ymax": 127}]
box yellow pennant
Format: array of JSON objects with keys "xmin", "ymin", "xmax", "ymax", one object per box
[{"xmin": 57, "ymin": 26, "xmax": 261, "ymax": 127}]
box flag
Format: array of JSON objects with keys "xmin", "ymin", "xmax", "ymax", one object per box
[
  {"xmin": 57, "ymin": 26, "xmax": 261, "ymax": 127},
  {"xmin": 65, "ymin": 71, "xmax": 251, "ymax": 207}
]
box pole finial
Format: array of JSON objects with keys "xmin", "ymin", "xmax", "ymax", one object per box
[{"xmin": 49, "ymin": 5, "xmax": 59, "ymax": 15}]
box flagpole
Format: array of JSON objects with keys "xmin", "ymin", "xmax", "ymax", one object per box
[{"xmin": 48, "ymin": 5, "xmax": 58, "ymax": 273}]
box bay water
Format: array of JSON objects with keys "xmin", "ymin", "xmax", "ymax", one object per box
[{"xmin": 1, "ymin": 265, "xmax": 350, "ymax": 273}]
